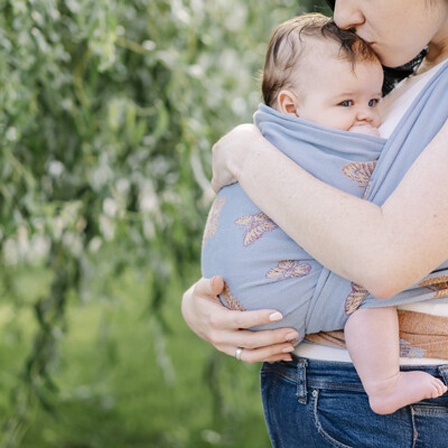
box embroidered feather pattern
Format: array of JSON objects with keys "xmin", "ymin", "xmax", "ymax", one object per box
[
  {"xmin": 235, "ymin": 212, "xmax": 278, "ymax": 246},
  {"xmin": 220, "ymin": 282, "xmax": 246, "ymax": 311},
  {"xmin": 344, "ymin": 283, "xmax": 369, "ymax": 315},
  {"xmin": 342, "ymin": 161, "xmax": 377, "ymax": 188},
  {"xmin": 203, "ymin": 196, "xmax": 226, "ymax": 245},
  {"xmin": 266, "ymin": 260, "xmax": 312, "ymax": 280},
  {"xmin": 399, "ymin": 338, "xmax": 426, "ymax": 358},
  {"xmin": 418, "ymin": 276, "xmax": 448, "ymax": 299}
]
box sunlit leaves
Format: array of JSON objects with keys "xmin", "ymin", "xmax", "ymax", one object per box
[{"xmin": 0, "ymin": 0, "xmax": 330, "ymax": 444}]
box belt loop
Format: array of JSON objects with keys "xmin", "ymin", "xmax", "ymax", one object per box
[
  {"xmin": 296, "ymin": 358, "xmax": 308, "ymax": 404},
  {"xmin": 437, "ymin": 364, "xmax": 448, "ymax": 386}
]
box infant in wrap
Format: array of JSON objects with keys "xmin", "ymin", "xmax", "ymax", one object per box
[{"xmin": 202, "ymin": 14, "xmax": 447, "ymax": 415}]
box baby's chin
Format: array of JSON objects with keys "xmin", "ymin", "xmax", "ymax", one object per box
[{"xmin": 348, "ymin": 123, "xmax": 381, "ymax": 137}]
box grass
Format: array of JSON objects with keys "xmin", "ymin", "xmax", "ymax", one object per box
[{"xmin": 0, "ymin": 266, "xmax": 271, "ymax": 448}]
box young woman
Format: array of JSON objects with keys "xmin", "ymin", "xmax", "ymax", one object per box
[{"xmin": 182, "ymin": 1, "xmax": 448, "ymax": 446}]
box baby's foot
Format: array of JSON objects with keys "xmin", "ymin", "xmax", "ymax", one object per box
[{"xmin": 366, "ymin": 371, "xmax": 447, "ymax": 415}]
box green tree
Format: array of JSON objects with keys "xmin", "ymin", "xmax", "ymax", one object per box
[{"xmin": 0, "ymin": 0, "xmax": 330, "ymax": 445}]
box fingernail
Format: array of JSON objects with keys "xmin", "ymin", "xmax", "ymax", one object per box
[
  {"xmin": 282, "ymin": 346, "xmax": 294, "ymax": 353},
  {"xmin": 269, "ymin": 312, "xmax": 283, "ymax": 321},
  {"xmin": 285, "ymin": 332, "xmax": 299, "ymax": 341}
]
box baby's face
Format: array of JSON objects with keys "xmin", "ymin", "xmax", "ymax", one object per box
[{"xmin": 293, "ymin": 48, "xmax": 384, "ymax": 133}]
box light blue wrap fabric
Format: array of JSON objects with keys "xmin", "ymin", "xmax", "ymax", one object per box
[{"xmin": 201, "ymin": 61, "xmax": 448, "ymax": 341}]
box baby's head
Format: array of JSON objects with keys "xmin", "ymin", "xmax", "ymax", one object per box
[{"xmin": 262, "ymin": 13, "xmax": 384, "ymax": 132}]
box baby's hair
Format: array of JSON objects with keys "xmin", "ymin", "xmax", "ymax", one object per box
[{"xmin": 262, "ymin": 13, "xmax": 380, "ymax": 107}]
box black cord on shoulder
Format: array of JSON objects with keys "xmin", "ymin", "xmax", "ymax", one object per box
[{"xmin": 382, "ymin": 49, "xmax": 428, "ymax": 95}]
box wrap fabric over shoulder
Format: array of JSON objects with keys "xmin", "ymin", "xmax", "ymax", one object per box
[
  {"xmin": 305, "ymin": 61, "xmax": 448, "ymax": 358},
  {"xmin": 307, "ymin": 59, "xmax": 448, "ymax": 332},
  {"xmin": 201, "ymin": 61, "xmax": 448, "ymax": 356}
]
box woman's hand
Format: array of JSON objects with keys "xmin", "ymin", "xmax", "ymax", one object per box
[
  {"xmin": 211, "ymin": 123, "xmax": 264, "ymax": 192},
  {"xmin": 181, "ymin": 276, "xmax": 299, "ymax": 363}
]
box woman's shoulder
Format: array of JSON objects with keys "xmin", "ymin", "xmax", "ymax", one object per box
[{"xmin": 380, "ymin": 59, "xmax": 448, "ymax": 138}]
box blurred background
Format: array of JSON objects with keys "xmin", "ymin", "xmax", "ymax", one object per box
[{"xmin": 0, "ymin": 1, "xmax": 330, "ymax": 446}]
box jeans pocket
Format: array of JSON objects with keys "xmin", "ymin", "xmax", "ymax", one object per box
[
  {"xmin": 411, "ymin": 400, "xmax": 448, "ymax": 448},
  {"xmin": 310, "ymin": 388, "xmax": 414, "ymax": 448}
]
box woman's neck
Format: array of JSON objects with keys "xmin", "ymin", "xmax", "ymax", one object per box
[{"xmin": 417, "ymin": 34, "xmax": 448, "ymax": 75}]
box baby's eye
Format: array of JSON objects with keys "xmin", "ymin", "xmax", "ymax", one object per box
[
  {"xmin": 368, "ymin": 98, "xmax": 380, "ymax": 107},
  {"xmin": 339, "ymin": 100, "xmax": 353, "ymax": 107}
]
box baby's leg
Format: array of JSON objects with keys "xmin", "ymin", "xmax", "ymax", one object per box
[{"xmin": 345, "ymin": 307, "xmax": 447, "ymax": 415}]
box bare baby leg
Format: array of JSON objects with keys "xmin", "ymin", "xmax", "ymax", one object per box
[{"xmin": 345, "ymin": 307, "xmax": 447, "ymax": 415}]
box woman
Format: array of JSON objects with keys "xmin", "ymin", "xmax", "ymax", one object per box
[{"xmin": 182, "ymin": 1, "xmax": 448, "ymax": 446}]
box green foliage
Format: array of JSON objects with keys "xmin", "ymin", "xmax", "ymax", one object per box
[{"xmin": 0, "ymin": 0, "xmax": 330, "ymax": 446}]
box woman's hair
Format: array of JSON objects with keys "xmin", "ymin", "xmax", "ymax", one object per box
[{"xmin": 262, "ymin": 13, "xmax": 380, "ymax": 107}]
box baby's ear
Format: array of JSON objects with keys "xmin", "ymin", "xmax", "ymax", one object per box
[{"xmin": 277, "ymin": 90, "xmax": 299, "ymax": 116}]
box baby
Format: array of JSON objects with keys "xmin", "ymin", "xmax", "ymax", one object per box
[{"xmin": 202, "ymin": 13, "xmax": 447, "ymax": 415}]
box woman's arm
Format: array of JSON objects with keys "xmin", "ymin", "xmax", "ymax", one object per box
[
  {"xmin": 212, "ymin": 121, "xmax": 448, "ymax": 299},
  {"xmin": 181, "ymin": 276, "xmax": 298, "ymax": 363}
]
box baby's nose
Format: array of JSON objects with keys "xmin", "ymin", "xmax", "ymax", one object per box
[{"xmin": 357, "ymin": 107, "xmax": 379, "ymax": 126}]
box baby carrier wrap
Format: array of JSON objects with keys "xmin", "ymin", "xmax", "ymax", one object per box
[{"xmin": 202, "ymin": 62, "xmax": 448, "ymax": 340}]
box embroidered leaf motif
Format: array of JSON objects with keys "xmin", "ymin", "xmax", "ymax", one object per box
[
  {"xmin": 363, "ymin": 181, "xmax": 372, "ymax": 199},
  {"xmin": 266, "ymin": 260, "xmax": 312, "ymax": 280},
  {"xmin": 220, "ymin": 282, "xmax": 245, "ymax": 311},
  {"xmin": 418, "ymin": 276, "xmax": 448, "ymax": 299},
  {"xmin": 344, "ymin": 283, "xmax": 368, "ymax": 315},
  {"xmin": 235, "ymin": 211, "xmax": 278, "ymax": 246},
  {"xmin": 342, "ymin": 161, "xmax": 377, "ymax": 188},
  {"xmin": 399, "ymin": 338, "xmax": 426, "ymax": 358},
  {"xmin": 203, "ymin": 196, "xmax": 226, "ymax": 245}
]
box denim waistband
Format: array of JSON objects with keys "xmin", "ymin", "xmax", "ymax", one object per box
[{"xmin": 274, "ymin": 356, "xmax": 448, "ymax": 404}]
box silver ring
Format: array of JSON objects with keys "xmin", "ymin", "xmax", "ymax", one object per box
[{"xmin": 235, "ymin": 347, "xmax": 243, "ymax": 361}]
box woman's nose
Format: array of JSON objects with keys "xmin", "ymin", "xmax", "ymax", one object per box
[{"xmin": 333, "ymin": 0, "xmax": 364, "ymax": 31}]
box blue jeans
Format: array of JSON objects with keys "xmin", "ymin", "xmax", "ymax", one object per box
[{"xmin": 261, "ymin": 358, "xmax": 448, "ymax": 448}]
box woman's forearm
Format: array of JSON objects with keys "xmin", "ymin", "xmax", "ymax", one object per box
[{"xmin": 236, "ymin": 122, "xmax": 448, "ymax": 298}]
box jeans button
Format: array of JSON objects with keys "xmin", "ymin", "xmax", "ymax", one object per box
[{"xmin": 312, "ymin": 390, "xmax": 317, "ymax": 397}]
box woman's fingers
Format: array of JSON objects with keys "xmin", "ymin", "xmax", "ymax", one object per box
[
  {"xmin": 236, "ymin": 344, "xmax": 295, "ymax": 364},
  {"xmin": 182, "ymin": 276, "xmax": 299, "ymax": 363},
  {"xmin": 208, "ymin": 319, "xmax": 298, "ymax": 362},
  {"xmin": 221, "ymin": 307, "xmax": 282, "ymax": 330},
  {"xmin": 190, "ymin": 276, "xmax": 224, "ymax": 300},
  {"xmin": 181, "ymin": 278, "xmax": 222, "ymax": 341},
  {"xmin": 224, "ymin": 339, "xmax": 296, "ymax": 363}
]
